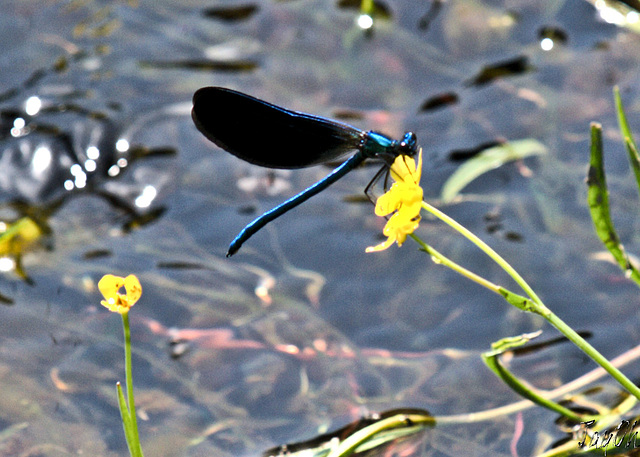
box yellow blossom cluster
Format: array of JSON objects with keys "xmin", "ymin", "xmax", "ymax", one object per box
[{"xmin": 367, "ymin": 149, "xmax": 423, "ymax": 252}]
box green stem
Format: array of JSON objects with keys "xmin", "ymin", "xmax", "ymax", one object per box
[
  {"xmin": 420, "ymin": 201, "xmax": 543, "ymax": 304},
  {"xmin": 327, "ymin": 412, "xmax": 435, "ymax": 457},
  {"xmin": 416, "ymin": 201, "xmax": 640, "ymax": 401},
  {"xmin": 411, "ymin": 234, "xmax": 536, "ymax": 311},
  {"xmin": 483, "ymin": 350, "xmax": 586, "ymax": 422},
  {"xmin": 122, "ymin": 311, "xmax": 144, "ymax": 457},
  {"xmin": 409, "ymin": 234, "xmax": 502, "ymax": 293},
  {"xmin": 545, "ymin": 312, "xmax": 640, "ymax": 400}
]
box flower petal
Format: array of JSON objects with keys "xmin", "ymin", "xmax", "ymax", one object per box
[
  {"xmin": 366, "ymin": 149, "xmax": 424, "ymax": 253},
  {"xmin": 98, "ymin": 274, "xmax": 124, "ymax": 302},
  {"xmin": 374, "ymin": 186, "xmax": 403, "ymax": 216},
  {"xmin": 365, "ymin": 235, "xmax": 396, "ymax": 252},
  {"xmin": 98, "ymin": 274, "xmax": 142, "ymax": 314},
  {"xmin": 124, "ymin": 275, "xmax": 142, "ymax": 306},
  {"xmin": 390, "ymin": 149, "xmax": 422, "ymax": 184}
]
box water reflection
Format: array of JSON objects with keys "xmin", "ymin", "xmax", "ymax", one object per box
[
  {"xmin": 357, "ymin": 14, "xmax": 374, "ymax": 30},
  {"xmin": 538, "ymin": 26, "xmax": 568, "ymax": 51},
  {"xmin": 25, "ymin": 96, "xmax": 42, "ymax": 116},
  {"xmin": 2, "ymin": 0, "xmax": 639, "ymax": 455},
  {"xmin": 31, "ymin": 146, "xmax": 52, "ymax": 175},
  {"xmin": 134, "ymin": 185, "xmax": 158, "ymax": 209},
  {"xmin": 593, "ymin": 0, "xmax": 640, "ymax": 25},
  {"xmin": 1, "ymin": 101, "xmax": 118, "ymax": 201},
  {"xmin": 0, "ymin": 90, "xmax": 175, "ymax": 279},
  {"xmin": 466, "ymin": 55, "xmax": 534, "ymax": 86},
  {"xmin": 203, "ymin": 4, "xmax": 260, "ymax": 22},
  {"xmin": 0, "ymin": 257, "xmax": 15, "ymax": 272}
]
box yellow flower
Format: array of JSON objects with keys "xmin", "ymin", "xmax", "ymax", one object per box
[
  {"xmin": 98, "ymin": 274, "xmax": 142, "ymax": 314},
  {"xmin": 366, "ymin": 149, "xmax": 423, "ymax": 252}
]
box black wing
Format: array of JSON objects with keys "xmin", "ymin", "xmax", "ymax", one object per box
[{"xmin": 191, "ymin": 87, "xmax": 364, "ymax": 169}]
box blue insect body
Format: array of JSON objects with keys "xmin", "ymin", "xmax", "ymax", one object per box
[{"xmin": 191, "ymin": 87, "xmax": 418, "ymax": 256}]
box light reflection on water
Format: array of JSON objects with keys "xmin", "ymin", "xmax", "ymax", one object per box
[{"xmin": 0, "ymin": 0, "xmax": 640, "ymax": 456}]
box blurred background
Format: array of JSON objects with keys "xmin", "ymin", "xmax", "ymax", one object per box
[{"xmin": 1, "ymin": 0, "xmax": 640, "ymax": 456}]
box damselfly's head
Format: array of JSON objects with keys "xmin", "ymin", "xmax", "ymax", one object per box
[{"xmin": 398, "ymin": 132, "xmax": 418, "ymax": 157}]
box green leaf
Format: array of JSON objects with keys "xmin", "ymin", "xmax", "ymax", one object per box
[
  {"xmin": 497, "ymin": 288, "xmax": 536, "ymax": 313},
  {"xmin": 116, "ymin": 382, "xmax": 136, "ymax": 457},
  {"xmin": 614, "ymin": 86, "xmax": 640, "ymax": 197},
  {"xmin": 614, "ymin": 86, "xmax": 637, "ymax": 152},
  {"xmin": 624, "ymin": 137, "xmax": 640, "ymax": 195},
  {"xmin": 441, "ymin": 139, "xmax": 547, "ymax": 203},
  {"xmin": 482, "ymin": 333, "xmax": 585, "ymax": 422},
  {"xmin": 587, "ymin": 122, "xmax": 640, "ymax": 285},
  {"xmin": 262, "ymin": 409, "xmax": 434, "ymax": 457},
  {"xmin": 326, "ymin": 412, "xmax": 435, "ymax": 457},
  {"xmin": 485, "ymin": 331, "xmax": 542, "ymax": 357}
]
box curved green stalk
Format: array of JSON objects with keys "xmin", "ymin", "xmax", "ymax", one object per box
[
  {"xmin": 409, "ymin": 234, "xmax": 501, "ymax": 293},
  {"xmin": 326, "ymin": 412, "xmax": 435, "ymax": 457},
  {"xmin": 420, "ymin": 201, "xmax": 545, "ymax": 307},
  {"xmin": 414, "ymin": 201, "xmax": 640, "ymax": 401},
  {"xmin": 482, "ymin": 336, "xmax": 587, "ymax": 422},
  {"xmin": 121, "ymin": 312, "xmax": 144, "ymax": 457}
]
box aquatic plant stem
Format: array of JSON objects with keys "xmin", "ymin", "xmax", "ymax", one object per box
[
  {"xmin": 327, "ymin": 412, "xmax": 435, "ymax": 457},
  {"xmin": 483, "ymin": 335, "xmax": 587, "ymax": 422},
  {"xmin": 545, "ymin": 312, "xmax": 640, "ymax": 400},
  {"xmin": 410, "ymin": 235, "xmax": 502, "ymax": 292},
  {"xmin": 419, "ymin": 201, "xmax": 542, "ymax": 303},
  {"xmin": 415, "ymin": 200, "xmax": 640, "ymax": 401},
  {"xmin": 122, "ymin": 311, "xmax": 144, "ymax": 457}
]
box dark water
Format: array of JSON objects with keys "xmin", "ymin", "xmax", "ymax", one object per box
[{"xmin": 1, "ymin": 0, "xmax": 640, "ymax": 456}]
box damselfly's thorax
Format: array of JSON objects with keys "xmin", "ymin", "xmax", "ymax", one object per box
[{"xmin": 361, "ymin": 131, "xmax": 418, "ymax": 165}]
